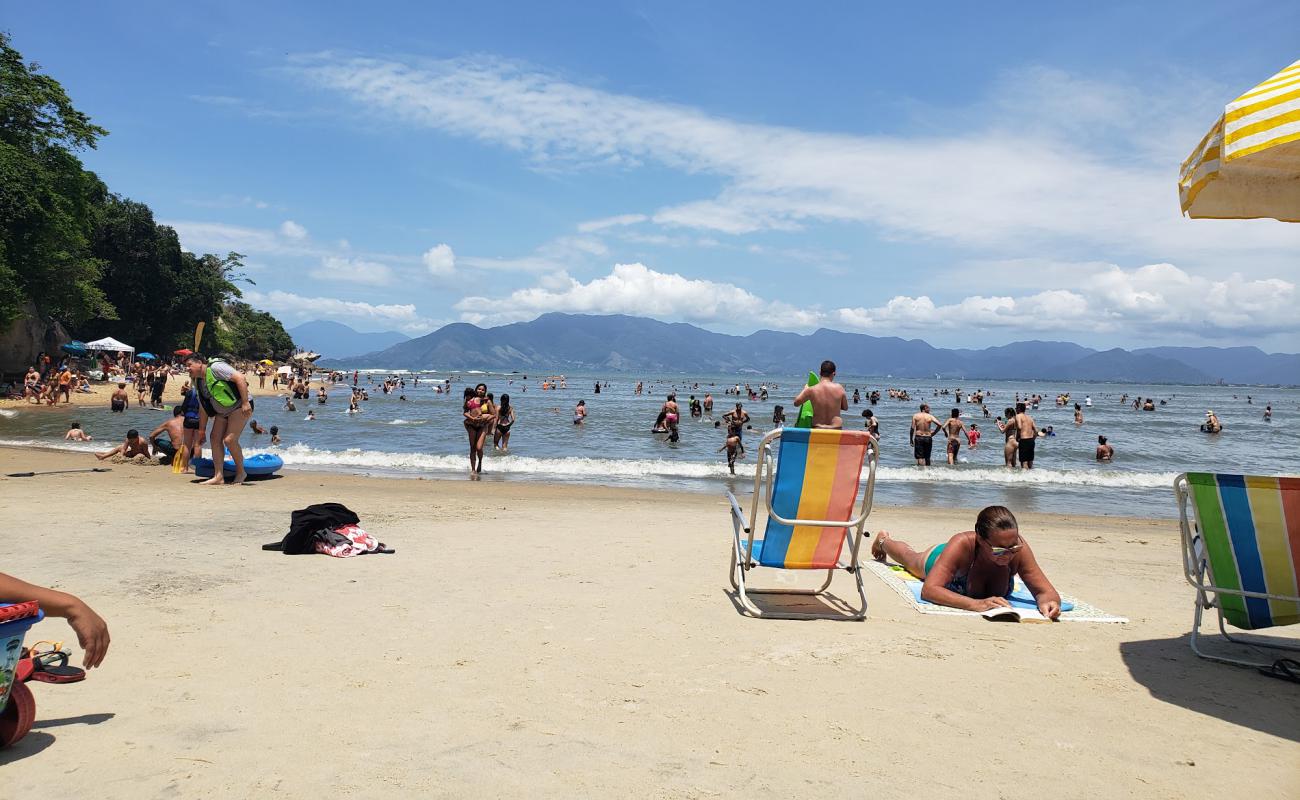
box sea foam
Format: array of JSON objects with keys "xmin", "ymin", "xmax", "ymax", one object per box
[{"xmin": 0, "ymin": 438, "xmax": 1186, "ymax": 489}]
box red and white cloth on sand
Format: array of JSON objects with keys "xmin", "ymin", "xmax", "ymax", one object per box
[{"xmin": 314, "ymin": 524, "xmax": 386, "ymax": 558}]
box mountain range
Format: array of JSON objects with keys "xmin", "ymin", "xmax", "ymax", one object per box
[
  {"xmin": 289, "ymin": 320, "xmax": 409, "ymax": 359},
  {"xmin": 317, "ymin": 313, "xmax": 1300, "ymax": 386}
]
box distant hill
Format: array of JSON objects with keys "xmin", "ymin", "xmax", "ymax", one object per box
[
  {"xmin": 319, "ymin": 313, "xmax": 1298, "ymax": 385},
  {"xmin": 1133, "ymin": 346, "xmax": 1300, "ymax": 386},
  {"xmin": 288, "ymin": 320, "xmax": 409, "ymax": 359}
]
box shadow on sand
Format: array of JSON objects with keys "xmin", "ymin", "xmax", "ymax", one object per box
[
  {"xmin": 723, "ymin": 588, "xmax": 864, "ymax": 621},
  {"xmin": 32, "ymin": 711, "xmax": 115, "ymax": 729},
  {"xmin": 0, "ymin": 731, "xmax": 55, "ymax": 764},
  {"xmin": 1119, "ymin": 635, "xmax": 1300, "ymax": 743}
]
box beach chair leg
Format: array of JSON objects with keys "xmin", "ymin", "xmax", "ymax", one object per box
[
  {"xmin": 848, "ymin": 566, "xmax": 869, "ymax": 621},
  {"xmin": 1188, "ymin": 598, "xmax": 1300, "ymax": 669},
  {"xmin": 729, "ymin": 546, "xmax": 768, "ymax": 618}
]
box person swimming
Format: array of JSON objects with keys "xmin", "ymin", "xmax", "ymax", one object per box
[
  {"xmin": 871, "ymin": 505, "xmax": 1062, "ymax": 619},
  {"xmin": 1095, "ymin": 435, "xmax": 1114, "ymax": 462}
]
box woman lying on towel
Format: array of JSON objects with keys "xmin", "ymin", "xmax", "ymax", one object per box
[{"xmin": 872, "ymin": 505, "xmax": 1062, "ymax": 619}]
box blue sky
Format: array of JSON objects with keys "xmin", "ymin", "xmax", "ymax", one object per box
[{"xmin": 9, "ymin": 2, "xmax": 1300, "ymax": 350}]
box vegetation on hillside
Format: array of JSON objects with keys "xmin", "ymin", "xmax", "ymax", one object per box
[{"xmin": 0, "ymin": 32, "xmax": 293, "ymax": 360}]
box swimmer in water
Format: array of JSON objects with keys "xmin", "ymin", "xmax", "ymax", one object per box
[
  {"xmin": 573, "ymin": 399, "xmax": 587, "ymax": 425},
  {"xmin": 661, "ymin": 394, "xmax": 680, "ymax": 442},
  {"xmin": 1095, "ymin": 435, "xmax": 1114, "ymax": 462},
  {"xmin": 64, "ymin": 422, "xmax": 92, "ymax": 442}
]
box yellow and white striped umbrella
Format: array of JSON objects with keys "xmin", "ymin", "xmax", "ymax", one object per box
[{"xmin": 1179, "ymin": 59, "xmax": 1300, "ymax": 222}]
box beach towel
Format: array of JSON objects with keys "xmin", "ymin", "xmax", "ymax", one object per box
[
  {"xmin": 864, "ymin": 560, "xmax": 1128, "ymax": 623},
  {"xmin": 313, "ymin": 524, "xmax": 393, "ymax": 558}
]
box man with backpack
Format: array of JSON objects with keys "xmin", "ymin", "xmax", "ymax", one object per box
[{"xmin": 185, "ymin": 354, "xmax": 252, "ymax": 485}]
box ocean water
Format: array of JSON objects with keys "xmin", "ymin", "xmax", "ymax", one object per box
[{"xmin": 3, "ymin": 371, "xmax": 1298, "ymax": 519}]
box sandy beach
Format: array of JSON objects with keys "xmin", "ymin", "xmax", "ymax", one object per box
[
  {"xmin": 2, "ymin": 446, "xmax": 1296, "ymax": 798},
  {"xmin": 1, "ymin": 375, "xmax": 285, "ymax": 411}
]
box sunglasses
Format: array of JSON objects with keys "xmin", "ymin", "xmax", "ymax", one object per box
[{"xmin": 982, "ymin": 537, "xmax": 1023, "ymax": 557}]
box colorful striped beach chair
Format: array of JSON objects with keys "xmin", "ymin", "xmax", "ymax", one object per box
[
  {"xmin": 727, "ymin": 428, "xmax": 878, "ymax": 620},
  {"xmin": 1174, "ymin": 473, "xmax": 1300, "ymax": 667}
]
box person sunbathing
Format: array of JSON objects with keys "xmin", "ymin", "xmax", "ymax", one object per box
[{"xmin": 871, "ymin": 505, "xmax": 1062, "ymax": 619}]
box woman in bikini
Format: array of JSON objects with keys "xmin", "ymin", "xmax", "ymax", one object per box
[
  {"xmin": 494, "ymin": 393, "xmax": 516, "ymax": 451},
  {"xmin": 462, "ymin": 383, "xmax": 494, "ymax": 473},
  {"xmin": 871, "ymin": 506, "xmax": 1062, "ymax": 619},
  {"xmin": 661, "ymin": 394, "xmax": 680, "ymax": 442},
  {"xmin": 997, "ymin": 406, "xmax": 1018, "ymax": 468}
]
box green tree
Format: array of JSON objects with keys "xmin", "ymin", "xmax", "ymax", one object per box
[
  {"xmin": 213, "ymin": 300, "xmax": 295, "ymax": 360},
  {"xmin": 0, "ymin": 32, "xmax": 112, "ymax": 329}
]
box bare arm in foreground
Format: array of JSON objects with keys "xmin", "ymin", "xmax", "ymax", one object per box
[{"xmin": 0, "ymin": 572, "xmax": 110, "ymax": 667}]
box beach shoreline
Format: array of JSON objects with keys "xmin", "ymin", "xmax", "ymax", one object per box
[
  {"xmin": 1, "ymin": 375, "xmax": 287, "ymax": 410},
  {"xmin": 2, "ymin": 445, "xmax": 1296, "ymax": 798}
]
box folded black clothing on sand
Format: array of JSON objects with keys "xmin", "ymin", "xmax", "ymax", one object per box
[{"xmin": 263, "ymin": 502, "xmax": 361, "ymax": 554}]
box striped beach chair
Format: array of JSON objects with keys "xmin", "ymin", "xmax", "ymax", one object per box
[
  {"xmin": 727, "ymin": 428, "xmax": 878, "ymax": 620},
  {"xmin": 1174, "ymin": 473, "xmax": 1300, "ymax": 667}
]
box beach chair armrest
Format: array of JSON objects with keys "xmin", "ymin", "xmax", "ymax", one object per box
[{"xmin": 725, "ymin": 491, "xmax": 750, "ymax": 533}]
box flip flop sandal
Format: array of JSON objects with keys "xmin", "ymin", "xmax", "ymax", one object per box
[
  {"xmin": 26, "ymin": 649, "xmax": 85, "ymax": 684},
  {"xmin": 23, "ymin": 640, "xmax": 65, "ymax": 661},
  {"xmin": 1257, "ymin": 658, "xmax": 1300, "ymax": 684}
]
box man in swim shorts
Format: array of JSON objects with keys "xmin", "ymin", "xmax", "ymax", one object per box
[
  {"xmin": 96, "ymin": 428, "xmax": 152, "ymax": 461},
  {"xmin": 110, "ymin": 382, "xmax": 128, "ymax": 412},
  {"xmin": 942, "ymin": 408, "xmax": 967, "ymax": 465},
  {"xmin": 910, "ymin": 403, "xmax": 941, "ymax": 466},
  {"xmin": 146, "ymin": 407, "xmax": 185, "ymax": 464},
  {"xmin": 871, "ymin": 505, "xmax": 1061, "ymax": 618},
  {"xmin": 1014, "ymin": 402, "xmax": 1037, "ymax": 469}
]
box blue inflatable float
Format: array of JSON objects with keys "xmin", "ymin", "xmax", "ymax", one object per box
[{"xmin": 192, "ymin": 453, "xmax": 284, "ymax": 479}]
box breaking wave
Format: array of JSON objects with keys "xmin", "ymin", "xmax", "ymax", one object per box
[{"xmin": 0, "ymin": 439, "xmax": 1184, "ymax": 489}]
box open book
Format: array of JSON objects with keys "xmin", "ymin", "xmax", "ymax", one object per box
[{"xmin": 981, "ymin": 606, "xmax": 1052, "ymax": 623}]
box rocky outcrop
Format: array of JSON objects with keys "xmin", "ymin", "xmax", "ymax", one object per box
[{"xmin": 0, "ymin": 303, "xmax": 69, "ymax": 374}]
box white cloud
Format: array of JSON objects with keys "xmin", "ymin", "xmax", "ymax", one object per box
[
  {"xmin": 309, "ymin": 256, "xmax": 394, "ymax": 286},
  {"xmin": 455, "ymin": 262, "xmax": 1298, "ymax": 341},
  {"xmin": 183, "ymin": 194, "xmax": 275, "ymax": 211},
  {"xmin": 166, "ymin": 220, "xmax": 286, "ymax": 254},
  {"xmin": 164, "ymin": 220, "xmax": 329, "ymax": 258},
  {"xmin": 291, "ymin": 54, "xmax": 1300, "ymax": 271},
  {"xmin": 280, "ymin": 220, "xmax": 308, "ymax": 240},
  {"xmin": 577, "ymin": 213, "xmax": 647, "ymax": 232},
  {"xmin": 244, "ymin": 289, "xmax": 434, "ymax": 335},
  {"xmin": 455, "ymin": 234, "xmax": 607, "ymax": 275},
  {"xmin": 422, "ymin": 243, "xmax": 456, "ymax": 276},
  {"xmin": 455, "ymin": 262, "xmax": 820, "ymax": 329}
]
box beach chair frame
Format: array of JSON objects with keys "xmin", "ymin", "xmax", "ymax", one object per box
[
  {"xmin": 727, "ymin": 428, "xmax": 878, "ymax": 620},
  {"xmin": 1174, "ymin": 473, "xmax": 1300, "ymax": 668}
]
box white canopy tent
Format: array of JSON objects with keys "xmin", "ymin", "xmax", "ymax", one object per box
[{"xmin": 84, "ymin": 337, "xmax": 135, "ymax": 372}]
